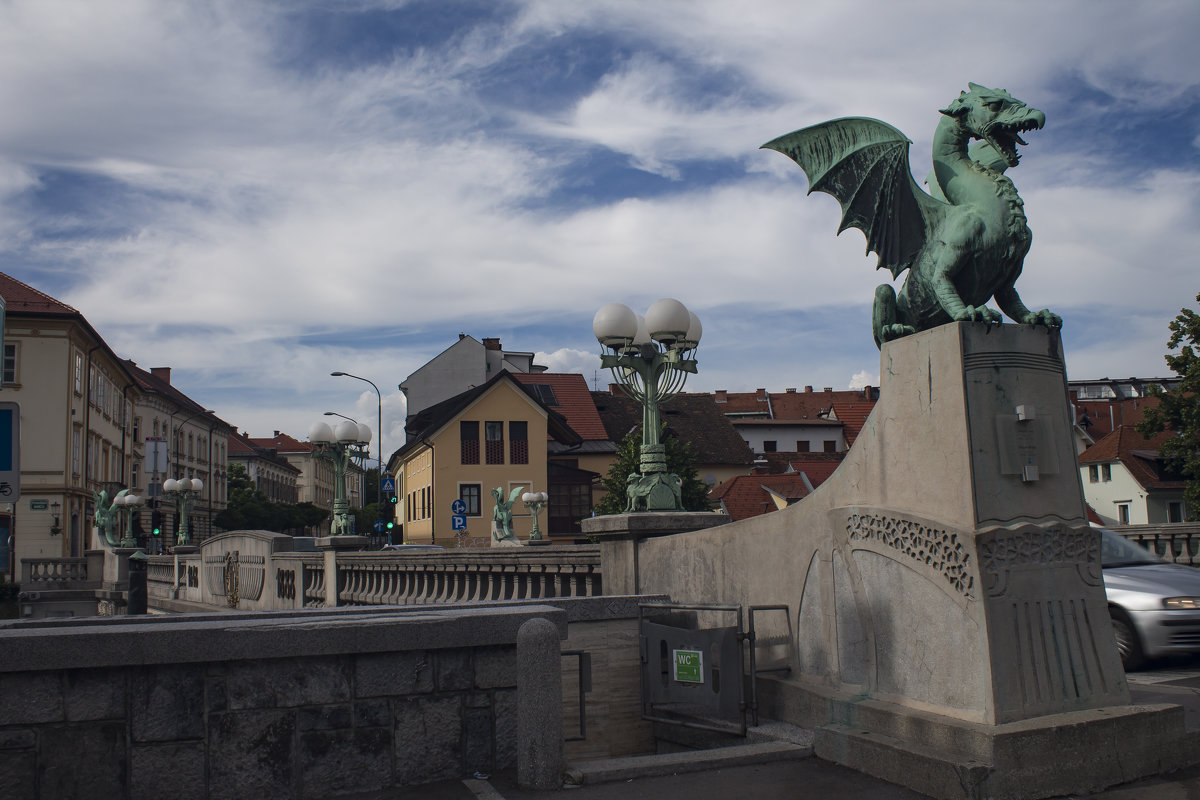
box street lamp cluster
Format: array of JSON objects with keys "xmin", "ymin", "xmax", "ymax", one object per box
[
  {"xmin": 593, "ymin": 298, "xmax": 702, "ymax": 512},
  {"xmin": 521, "ymin": 491, "xmax": 549, "ymax": 540},
  {"xmin": 308, "ymin": 419, "xmax": 372, "ymax": 537},
  {"xmin": 162, "ymin": 477, "xmax": 204, "ymax": 546}
]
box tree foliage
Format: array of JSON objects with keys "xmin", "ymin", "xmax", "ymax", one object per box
[
  {"xmin": 214, "ymin": 463, "xmax": 330, "ymax": 534},
  {"xmin": 1137, "ymin": 293, "xmax": 1200, "ymax": 520},
  {"xmin": 593, "ymin": 427, "xmax": 713, "ymax": 515}
]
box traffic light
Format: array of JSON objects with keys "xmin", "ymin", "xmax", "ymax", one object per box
[
  {"xmin": 386, "ymin": 521, "xmax": 394, "ymax": 530},
  {"xmin": 150, "ymin": 509, "xmax": 163, "ymax": 537}
]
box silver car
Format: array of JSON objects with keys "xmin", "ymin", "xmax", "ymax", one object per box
[{"xmin": 1102, "ymin": 529, "xmax": 1200, "ymax": 670}]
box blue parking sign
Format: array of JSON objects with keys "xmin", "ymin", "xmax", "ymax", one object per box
[{"xmin": 451, "ymin": 515, "xmax": 467, "ymax": 531}]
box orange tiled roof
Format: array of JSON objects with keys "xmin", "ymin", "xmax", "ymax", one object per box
[
  {"xmin": 513, "ymin": 373, "xmax": 608, "ymax": 440},
  {"xmin": 709, "ymin": 474, "xmax": 814, "ymax": 521},
  {"xmin": 248, "ymin": 431, "xmax": 312, "ymax": 454},
  {"xmin": 1078, "ymin": 426, "xmax": 1184, "ymax": 491},
  {"xmin": 0, "ymin": 272, "xmax": 79, "ymax": 314},
  {"xmin": 828, "ymin": 401, "xmax": 875, "ymax": 446},
  {"xmin": 1072, "ymin": 396, "xmax": 1161, "ymax": 441}
]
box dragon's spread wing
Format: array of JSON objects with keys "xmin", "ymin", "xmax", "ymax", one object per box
[
  {"xmin": 762, "ymin": 118, "xmax": 947, "ymax": 278},
  {"xmin": 508, "ymin": 487, "xmax": 524, "ymax": 505}
]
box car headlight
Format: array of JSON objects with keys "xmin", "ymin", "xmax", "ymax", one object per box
[{"xmin": 1162, "ymin": 597, "xmax": 1200, "ymax": 609}]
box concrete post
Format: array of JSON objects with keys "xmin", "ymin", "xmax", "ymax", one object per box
[{"xmin": 516, "ymin": 616, "xmax": 563, "ymax": 789}]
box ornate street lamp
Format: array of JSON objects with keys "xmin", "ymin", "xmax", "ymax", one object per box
[
  {"xmin": 331, "ymin": 372, "xmax": 384, "ymax": 528},
  {"xmin": 162, "ymin": 478, "xmax": 202, "ymax": 546},
  {"xmin": 521, "ymin": 491, "xmax": 549, "ymax": 540},
  {"xmin": 309, "ymin": 419, "xmax": 372, "ymax": 537},
  {"xmin": 112, "ymin": 492, "xmax": 145, "ymax": 548},
  {"xmin": 594, "ymin": 298, "xmax": 702, "ymax": 512}
]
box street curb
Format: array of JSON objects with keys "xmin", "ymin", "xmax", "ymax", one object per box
[{"xmin": 563, "ymin": 740, "xmax": 812, "ymax": 785}]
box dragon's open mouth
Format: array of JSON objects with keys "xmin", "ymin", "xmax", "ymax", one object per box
[{"xmin": 983, "ymin": 115, "xmax": 1044, "ymax": 167}]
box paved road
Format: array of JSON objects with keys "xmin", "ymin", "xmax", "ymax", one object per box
[{"xmin": 356, "ymin": 655, "xmax": 1200, "ymax": 800}]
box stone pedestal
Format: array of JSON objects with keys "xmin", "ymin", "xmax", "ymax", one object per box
[
  {"xmin": 317, "ymin": 536, "xmax": 368, "ymax": 606},
  {"xmin": 581, "ymin": 512, "xmax": 729, "ymax": 595},
  {"xmin": 615, "ymin": 322, "xmax": 1195, "ymax": 799}
]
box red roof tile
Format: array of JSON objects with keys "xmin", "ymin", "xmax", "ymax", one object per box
[
  {"xmin": 1072, "ymin": 396, "xmax": 1161, "ymax": 441},
  {"xmin": 709, "ymin": 474, "xmax": 814, "ymax": 521},
  {"xmin": 1078, "ymin": 426, "xmax": 1184, "ymax": 491},
  {"xmin": 0, "ymin": 272, "xmax": 79, "ymax": 315},
  {"xmin": 828, "ymin": 401, "xmax": 875, "ymax": 446},
  {"xmin": 248, "ymin": 431, "xmax": 312, "ymax": 454},
  {"xmin": 513, "ymin": 373, "xmax": 608, "ymax": 440}
]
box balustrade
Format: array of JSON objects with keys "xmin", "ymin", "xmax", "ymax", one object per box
[
  {"xmin": 21, "ymin": 558, "xmax": 89, "ymax": 587},
  {"xmin": 1113, "ymin": 524, "xmax": 1200, "ymax": 567},
  {"xmin": 332, "ymin": 546, "xmax": 601, "ymax": 607}
]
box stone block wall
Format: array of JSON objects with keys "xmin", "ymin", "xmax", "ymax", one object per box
[{"xmin": 0, "ymin": 605, "xmax": 564, "ymax": 799}]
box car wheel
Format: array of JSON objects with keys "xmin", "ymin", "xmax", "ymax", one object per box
[{"xmin": 1110, "ymin": 607, "xmax": 1145, "ymax": 671}]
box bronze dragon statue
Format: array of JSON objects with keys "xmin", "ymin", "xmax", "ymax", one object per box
[{"xmin": 763, "ymin": 83, "xmax": 1061, "ymax": 347}]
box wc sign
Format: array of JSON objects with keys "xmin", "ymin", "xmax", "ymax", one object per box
[{"xmin": 672, "ymin": 649, "xmax": 703, "ymax": 684}]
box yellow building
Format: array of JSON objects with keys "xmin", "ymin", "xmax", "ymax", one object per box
[{"xmin": 391, "ymin": 372, "xmax": 579, "ymax": 546}]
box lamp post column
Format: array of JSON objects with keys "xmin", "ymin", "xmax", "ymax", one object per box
[{"xmin": 594, "ymin": 299, "xmax": 702, "ymax": 512}]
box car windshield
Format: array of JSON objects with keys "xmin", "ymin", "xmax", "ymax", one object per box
[{"xmin": 1099, "ymin": 529, "xmax": 1164, "ymax": 568}]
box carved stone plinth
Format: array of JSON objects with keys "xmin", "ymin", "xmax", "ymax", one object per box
[{"xmin": 621, "ymin": 322, "xmax": 1194, "ymax": 798}]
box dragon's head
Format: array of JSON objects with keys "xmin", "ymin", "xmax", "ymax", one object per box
[{"xmin": 940, "ymin": 83, "xmax": 1045, "ymax": 168}]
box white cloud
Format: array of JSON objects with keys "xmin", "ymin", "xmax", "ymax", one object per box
[{"xmin": 0, "ymin": 0, "xmax": 1195, "ymax": 432}]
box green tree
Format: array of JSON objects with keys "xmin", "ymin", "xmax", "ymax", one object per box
[
  {"xmin": 1137, "ymin": 293, "xmax": 1200, "ymax": 520},
  {"xmin": 214, "ymin": 464, "xmax": 330, "ymax": 534},
  {"xmin": 594, "ymin": 427, "xmax": 712, "ymax": 515}
]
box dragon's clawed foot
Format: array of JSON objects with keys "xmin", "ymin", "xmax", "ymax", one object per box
[
  {"xmin": 1021, "ymin": 309, "xmax": 1062, "ymax": 328},
  {"xmin": 880, "ymin": 323, "xmax": 916, "ymax": 341},
  {"xmin": 955, "ymin": 305, "xmax": 1001, "ymax": 324}
]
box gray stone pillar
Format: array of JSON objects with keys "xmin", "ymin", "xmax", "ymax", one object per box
[
  {"xmin": 516, "ymin": 616, "xmax": 563, "ymax": 789},
  {"xmin": 581, "ymin": 512, "xmax": 729, "ymax": 594}
]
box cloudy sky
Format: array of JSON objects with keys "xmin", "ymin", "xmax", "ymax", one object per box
[{"xmin": 2, "ymin": 0, "xmax": 1197, "ymax": 451}]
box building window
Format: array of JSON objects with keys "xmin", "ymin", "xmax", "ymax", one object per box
[
  {"xmin": 823, "ymin": 440, "xmax": 837, "ymax": 453},
  {"xmin": 131, "ymin": 463, "xmax": 140, "ymax": 489},
  {"xmin": 1101, "ymin": 464, "xmax": 1111, "ymax": 482},
  {"xmin": 72, "ymin": 429, "xmax": 81, "ymax": 476},
  {"xmin": 1169, "ymin": 502, "xmax": 1183, "ymax": 523},
  {"xmin": 2, "ymin": 343, "xmax": 16, "ymax": 385},
  {"xmin": 485, "ymin": 421, "xmax": 504, "ymax": 465},
  {"xmin": 74, "ymin": 352, "xmax": 83, "ymax": 394},
  {"xmin": 763, "ymin": 440, "xmax": 777, "ymax": 453},
  {"xmin": 1118, "ymin": 504, "xmax": 1130, "ymax": 525},
  {"xmin": 796, "ymin": 441, "xmax": 810, "ymax": 453},
  {"xmin": 133, "ymin": 416, "xmax": 141, "ymax": 442},
  {"xmin": 460, "ymin": 483, "xmax": 481, "ymax": 516},
  {"xmin": 1088, "ymin": 465, "xmax": 1099, "ymax": 483},
  {"xmin": 460, "ymin": 421, "xmax": 479, "ymax": 465},
  {"xmin": 510, "ymin": 421, "xmax": 528, "ymax": 464}
]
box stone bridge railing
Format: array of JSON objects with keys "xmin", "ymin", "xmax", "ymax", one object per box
[
  {"xmin": 145, "ymin": 531, "xmax": 603, "ymax": 613},
  {"xmin": 1109, "ymin": 523, "xmax": 1200, "ymax": 567}
]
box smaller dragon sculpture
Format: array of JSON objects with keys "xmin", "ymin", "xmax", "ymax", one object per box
[{"xmin": 763, "ymin": 83, "xmax": 1061, "ymax": 347}]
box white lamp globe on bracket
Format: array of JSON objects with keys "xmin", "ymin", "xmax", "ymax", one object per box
[
  {"xmin": 308, "ymin": 421, "xmax": 335, "ymax": 444},
  {"xmin": 645, "ymin": 298, "xmax": 692, "ymax": 345},
  {"xmin": 593, "ymin": 303, "xmax": 639, "ymax": 350}
]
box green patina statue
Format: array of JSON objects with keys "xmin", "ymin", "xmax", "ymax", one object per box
[
  {"xmin": 92, "ymin": 489, "xmax": 127, "ymax": 548},
  {"xmin": 763, "ymin": 83, "xmax": 1061, "ymax": 347},
  {"xmin": 491, "ymin": 486, "xmax": 524, "ymax": 541}
]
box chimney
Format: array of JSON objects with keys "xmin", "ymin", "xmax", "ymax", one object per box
[
  {"xmin": 755, "ymin": 388, "xmax": 767, "ymax": 402},
  {"xmin": 714, "ymin": 390, "xmax": 727, "ymax": 403},
  {"xmin": 785, "ymin": 387, "xmax": 797, "ymax": 393},
  {"xmin": 824, "ymin": 387, "xmax": 833, "ymax": 392},
  {"xmin": 274, "ymin": 431, "xmax": 281, "ymax": 438},
  {"xmin": 482, "ymin": 337, "xmax": 501, "ymax": 351},
  {"xmin": 804, "ymin": 386, "xmax": 813, "ymax": 393},
  {"xmin": 458, "ymin": 332, "xmax": 466, "ymax": 340},
  {"xmin": 151, "ymin": 367, "xmax": 171, "ymax": 384}
]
